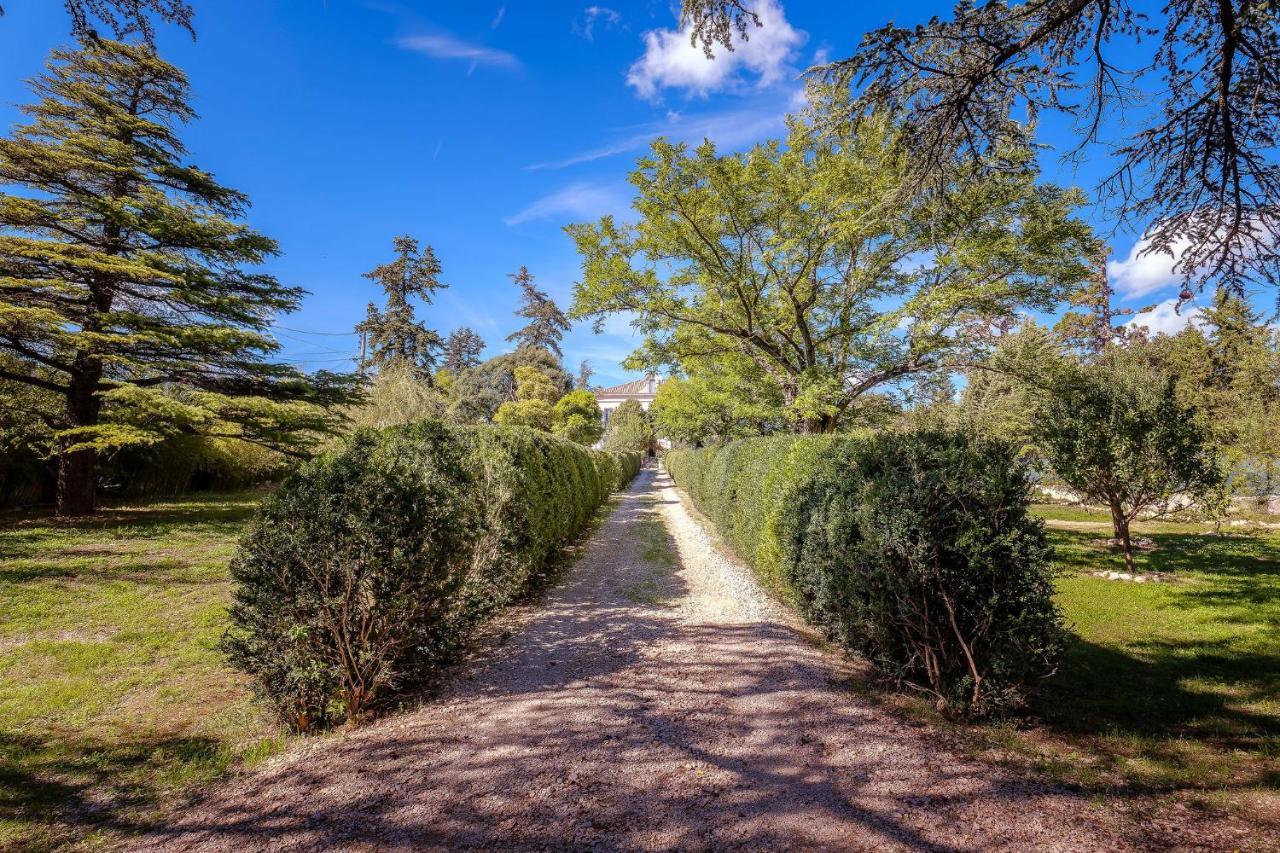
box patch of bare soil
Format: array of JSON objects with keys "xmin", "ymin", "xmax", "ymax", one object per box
[{"xmin": 136, "ymin": 466, "xmax": 1260, "ymax": 851}]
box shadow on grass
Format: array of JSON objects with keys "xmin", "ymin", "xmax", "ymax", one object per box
[
  {"xmin": 0, "ymin": 730, "xmax": 229, "ymax": 848},
  {"xmin": 0, "ymin": 492, "xmax": 263, "ymax": 537},
  {"xmin": 1040, "ymin": 636, "xmax": 1280, "ymax": 746},
  {"xmin": 0, "ymin": 493, "xmax": 262, "ymax": 580},
  {"xmin": 1028, "ymin": 527, "xmax": 1280, "ymax": 791}
]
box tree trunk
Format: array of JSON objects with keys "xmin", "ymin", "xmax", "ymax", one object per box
[
  {"xmin": 1108, "ymin": 499, "xmax": 1136, "ymax": 573},
  {"xmin": 55, "ymin": 367, "xmax": 102, "ymax": 517},
  {"xmin": 56, "ymin": 446, "xmax": 97, "ymax": 517}
]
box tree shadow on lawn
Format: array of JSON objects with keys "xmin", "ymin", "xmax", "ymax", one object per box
[
  {"xmin": 0, "ymin": 729, "xmax": 233, "ymax": 849},
  {"xmin": 0, "ymin": 492, "xmax": 262, "ymax": 540},
  {"xmin": 997, "ymin": 528, "xmax": 1280, "ymax": 793},
  {"xmin": 0, "ymin": 494, "xmax": 261, "ymax": 583},
  {"xmin": 1033, "ymin": 633, "xmax": 1280, "ymax": 791}
]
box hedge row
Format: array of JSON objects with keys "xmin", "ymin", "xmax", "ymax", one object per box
[
  {"xmin": 223, "ymin": 422, "xmax": 640, "ymax": 729},
  {"xmin": 666, "ymin": 430, "xmax": 1064, "ymax": 716}
]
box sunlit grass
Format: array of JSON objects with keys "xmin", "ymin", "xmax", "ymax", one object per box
[
  {"xmin": 0, "ymin": 492, "xmax": 286, "ymax": 850},
  {"xmin": 1008, "ymin": 504, "xmax": 1280, "ymax": 802}
]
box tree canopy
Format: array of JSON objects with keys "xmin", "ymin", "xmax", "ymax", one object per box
[
  {"xmin": 682, "ymin": 0, "xmax": 1280, "ymax": 295},
  {"xmin": 552, "ymin": 389, "xmax": 604, "ymax": 446},
  {"xmin": 602, "ymin": 399, "xmax": 653, "ymax": 452},
  {"xmin": 0, "ymin": 40, "xmax": 353, "ymax": 514},
  {"xmin": 1034, "ymin": 360, "xmax": 1222, "ymax": 571},
  {"xmin": 441, "ymin": 326, "xmax": 485, "ymax": 375},
  {"xmin": 570, "ymin": 99, "xmax": 1093, "ymax": 432}
]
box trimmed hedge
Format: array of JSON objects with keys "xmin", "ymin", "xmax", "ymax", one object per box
[
  {"xmin": 666, "ymin": 430, "xmax": 1064, "ymax": 716},
  {"xmin": 224, "ymin": 423, "xmax": 640, "ymax": 729}
]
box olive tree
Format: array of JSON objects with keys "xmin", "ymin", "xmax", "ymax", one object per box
[{"xmin": 1034, "ymin": 363, "xmax": 1222, "ymax": 571}]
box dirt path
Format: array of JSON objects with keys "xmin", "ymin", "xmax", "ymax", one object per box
[{"xmin": 142, "ymin": 466, "xmax": 1135, "ymax": 851}]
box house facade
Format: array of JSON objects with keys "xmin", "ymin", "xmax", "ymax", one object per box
[
  {"xmin": 593, "ymin": 373, "xmax": 669, "ymax": 451},
  {"xmin": 594, "ymin": 374, "xmax": 662, "ymax": 427}
]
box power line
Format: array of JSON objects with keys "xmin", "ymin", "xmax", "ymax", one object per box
[{"xmin": 272, "ymin": 325, "xmax": 357, "ymax": 336}]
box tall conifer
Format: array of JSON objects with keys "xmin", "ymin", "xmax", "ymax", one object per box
[
  {"xmin": 357, "ymin": 236, "xmax": 446, "ymax": 380},
  {"xmin": 0, "ymin": 41, "xmax": 353, "ymax": 515},
  {"xmin": 506, "ymin": 266, "xmax": 570, "ymax": 358}
]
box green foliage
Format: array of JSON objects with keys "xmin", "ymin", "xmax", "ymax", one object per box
[
  {"xmin": 552, "ymin": 389, "xmax": 604, "ymax": 445},
  {"xmin": 225, "ymin": 422, "xmax": 631, "ymax": 729},
  {"xmin": 667, "ymin": 430, "xmax": 1064, "ymax": 716},
  {"xmin": 952, "ymin": 320, "xmax": 1069, "ymax": 458},
  {"xmin": 569, "ymin": 99, "xmax": 1092, "ymax": 432},
  {"xmin": 493, "ymin": 399, "xmax": 553, "ymax": 431},
  {"xmin": 356, "ymin": 235, "xmax": 447, "ymax": 378},
  {"xmin": 1034, "ymin": 361, "xmax": 1223, "ymax": 570},
  {"xmin": 1126, "ymin": 293, "xmax": 1280, "ymax": 502},
  {"xmin": 447, "ymin": 349, "xmax": 572, "ymax": 424},
  {"xmin": 223, "ymin": 422, "xmax": 478, "ymax": 728},
  {"xmin": 345, "ymin": 364, "xmax": 449, "ymax": 431},
  {"xmin": 492, "ymin": 365, "xmax": 563, "ymax": 430},
  {"xmin": 603, "ymin": 399, "xmax": 653, "ymax": 452},
  {"xmin": 652, "ymin": 369, "xmax": 782, "ymax": 446},
  {"xmin": 102, "ymin": 435, "xmax": 285, "ymax": 497},
  {"xmin": 0, "ymin": 40, "xmax": 355, "ymax": 514}
]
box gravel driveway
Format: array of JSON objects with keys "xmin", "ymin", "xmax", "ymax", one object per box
[{"xmin": 140, "ymin": 465, "xmax": 1149, "ymax": 851}]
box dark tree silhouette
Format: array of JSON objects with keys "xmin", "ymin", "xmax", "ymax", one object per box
[
  {"xmin": 0, "ymin": 0, "xmax": 195, "ymax": 43},
  {"xmin": 682, "ymin": 0, "xmax": 1280, "ymax": 296},
  {"xmin": 506, "ymin": 266, "xmax": 571, "ymax": 358}
]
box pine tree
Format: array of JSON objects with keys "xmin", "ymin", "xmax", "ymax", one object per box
[
  {"xmin": 576, "ymin": 359, "xmax": 592, "ymax": 390},
  {"xmin": 357, "ymin": 236, "xmax": 446, "ymax": 380},
  {"xmin": 0, "ymin": 40, "xmax": 354, "ymax": 516},
  {"xmin": 506, "ymin": 266, "xmax": 570, "ymax": 358},
  {"xmin": 1053, "ymin": 245, "xmax": 1139, "ymax": 359},
  {"xmin": 441, "ymin": 327, "xmax": 485, "ymax": 374}
]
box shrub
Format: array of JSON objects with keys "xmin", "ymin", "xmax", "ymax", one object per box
[
  {"xmin": 223, "ymin": 422, "xmax": 477, "ymax": 729},
  {"xmin": 552, "ymin": 389, "xmax": 604, "ymax": 445},
  {"xmin": 225, "ymin": 422, "xmax": 633, "ymax": 729},
  {"xmin": 666, "ymin": 430, "xmax": 1063, "ymax": 716},
  {"xmin": 613, "ymin": 449, "xmax": 643, "ymax": 485}
]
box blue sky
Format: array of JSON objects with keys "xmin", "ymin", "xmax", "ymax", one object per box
[{"xmin": 0, "ymin": 0, "xmax": 1216, "ymax": 386}]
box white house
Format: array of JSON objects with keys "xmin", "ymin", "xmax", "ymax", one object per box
[
  {"xmin": 592, "ymin": 373, "xmax": 670, "ymax": 451},
  {"xmin": 594, "ymin": 373, "xmax": 663, "ymax": 428}
]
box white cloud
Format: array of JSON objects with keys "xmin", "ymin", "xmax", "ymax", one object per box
[
  {"xmin": 574, "ymin": 6, "xmax": 621, "ymax": 41},
  {"xmin": 396, "ymin": 33, "xmax": 520, "ymax": 70},
  {"xmin": 504, "ymin": 182, "xmax": 630, "ymax": 226},
  {"xmin": 490, "ymin": 5, "xmax": 506, "ymax": 29},
  {"xmin": 1107, "ymin": 234, "xmax": 1194, "ymax": 298},
  {"xmin": 1124, "ymin": 299, "xmax": 1206, "ymax": 337},
  {"xmin": 626, "ymin": 0, "xmax": 804, "ymax": 100}
]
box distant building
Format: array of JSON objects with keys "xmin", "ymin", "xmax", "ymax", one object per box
[
  {"xmin": 594, "ymin": 373, "xmax": 663, "ymax": 428},
  {"xmin": 592, "ymin": 373, "xmax": 669, "ymax": 452}
]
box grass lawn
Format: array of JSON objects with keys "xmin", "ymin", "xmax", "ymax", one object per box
[
  {"xmin": 0, "ymin": 492, "xmax": 285, "ymax": 850},
  {"xmin": 992, "ymin": 504, "xmax": 1280, "ymax": 814}
]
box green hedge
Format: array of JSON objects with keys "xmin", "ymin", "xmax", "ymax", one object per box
[
  {"xmin": 666, "ymin": 430, "xmax": 1063, "ymax": 716},
  {"xmin": 224, "ymin": 423, "xmax": 639, "ymax": 729}
]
